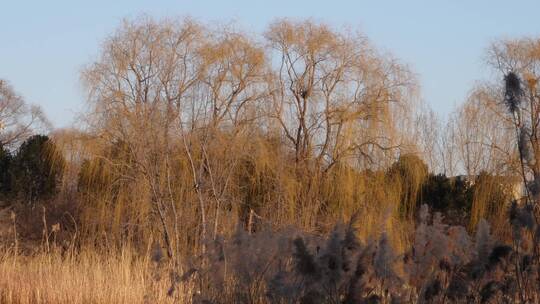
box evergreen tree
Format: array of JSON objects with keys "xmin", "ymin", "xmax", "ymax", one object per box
[
  {"xmin": 0, "ymin": 142, "xmax": 12, "ymax": 198},
  {"xmin": 419, "ymin": 174, "xmax": 473, "ymax": 225},
  {"xmin": 9, "ymin": 135, "xmax": 64, "ymax": 205}
]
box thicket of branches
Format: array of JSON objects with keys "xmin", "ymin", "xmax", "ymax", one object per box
[{"xmin": 68, "ymin": 16, "xmax": 421, "ymax": 257}]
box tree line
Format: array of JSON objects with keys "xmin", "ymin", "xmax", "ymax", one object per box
[{"xmin": 0, "ymin": 17, "xmax": 538, "ymax": 261}]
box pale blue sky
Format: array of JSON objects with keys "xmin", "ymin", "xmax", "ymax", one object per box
[{"xmin": 1, "ymin": 0, "xmax": 539, "ymax": 128}]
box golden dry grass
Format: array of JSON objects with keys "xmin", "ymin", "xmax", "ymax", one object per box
[{"xmin": 0, "ymin": 248, "xmax": 192, "ymax": 304}]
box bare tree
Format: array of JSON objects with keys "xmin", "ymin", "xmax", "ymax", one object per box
[
  {"xmin": 265, "ymin": 19, "xmax": 416, "ymax": 171},
  {"xmin": 81, "ymin": 17, "xmax": 268, "ymax": 257},
  {"xmin": 485, "ymin": 38, "xmax": 540, "ymax": 206},
  {"xmin": 262, "ymin": 19, "xmax": 418, "ymax": 228},
  {"xmin": 82, "ymin": 16, "xmax": 208, "ymax": 258},
  {"xmin": 449, "ymin": 86, "xmax": 514, "ymax": 178},
  {"xmin": 411, "ymin": 104, "xmax": 445, "ymax": 173},
  {"xmin": 79, "ymin": 16, "xmax": 420, "ymax": 256},
  {"xmin": 0, "ymin": 79, "xmax": 49, "ymax": 148}
]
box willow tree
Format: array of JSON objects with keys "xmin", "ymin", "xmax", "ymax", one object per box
[
  {"xmin": 452, "ymin": 38, "xmax": 540, "ymax": 228},
  {"xmin": 79, "ymin": 17, "xmax": 420, "ymax": 254},
  {"xmin": 386, "ymin": 154, "xmax": 428, "ymax": 219},
  {"xmin": 447, "ymin": 87, "xmax": 518, "ymax": 230},
  {"xmin": 411, "ymin": 105, "xmax": 444, "ymax": 174},
  {"xmin": 195, "ymin": 27, "xmax": 268, "ymax": 239},
  {"xmin": 266, "ymin": 20, "xmax": 415, "ymax": 168},
  {"xmin": 81, "ymin": 17, "xmax": 208, "ymax": 256},
  {"xmin": 81, "ymin": 17, "xmax": 269, "ymax": 256},
  {"xmin": 265, "ymin": 19, "xmax": 417, "ymax": 227},
  {"xmin": 449, "ymin": 86, "xmax": 515, "ymax": 179}
]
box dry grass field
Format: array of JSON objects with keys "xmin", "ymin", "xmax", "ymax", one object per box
[{"xmin": 0, "ymin": 248, "xmax": 193, "ymax": 304}]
